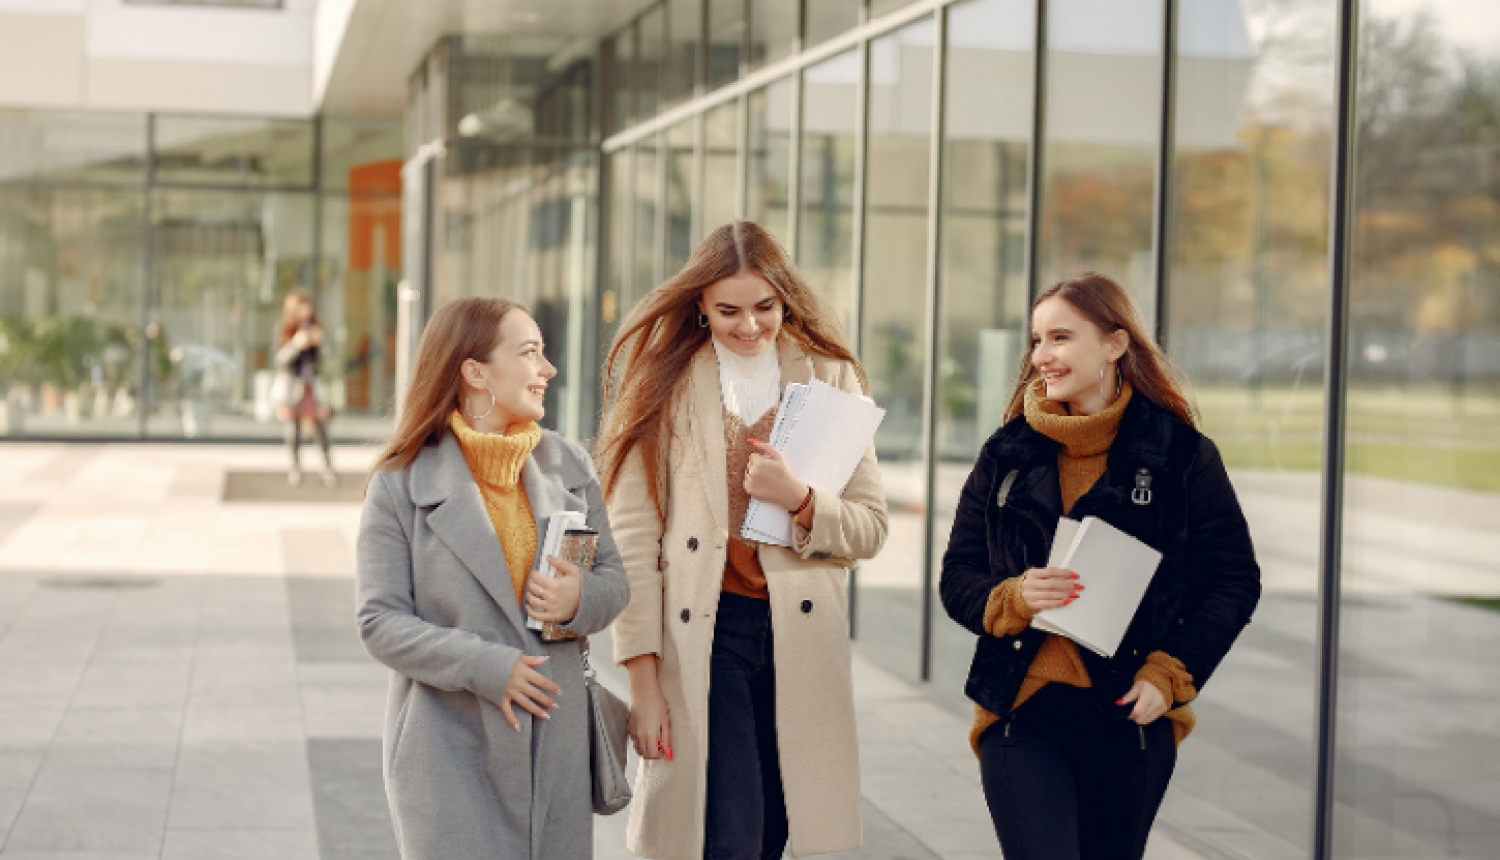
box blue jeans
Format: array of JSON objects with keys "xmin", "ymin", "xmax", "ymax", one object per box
[
  {"xmin": 978, "ymin": 684, "xmax": 1177, "ymax": 860},
  {"xmin": 703, "ymin": 593, "xmax": 788, "ymax": 860}
]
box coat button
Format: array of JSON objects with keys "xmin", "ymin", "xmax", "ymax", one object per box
[
  {"xmin": 800, "ymin": 600, "xmax": 813, "ymax": 613},
  {"xmin": 1013, "ymin": 640, "xmax": 1023, "ymax": 651},
  {"xmin": 687, "ymin": 537, "xmax": 699, "ymax": 551},
  {"xmin": 680, "ymin": 608, "xmax": 691, "ymax": 623}
]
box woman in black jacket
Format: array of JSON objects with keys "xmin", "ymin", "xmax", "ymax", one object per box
[{"xmin": 940, "ymin": 273, "xmax": 1261, "ymax": 860}]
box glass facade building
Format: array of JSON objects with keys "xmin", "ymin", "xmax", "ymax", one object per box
[
  {"xmin": 0, "ymin": 111, "xmax": 404, "ymax": 439},
  {"xmin": 2, "ymin": 0, "xmax": 1498, "ymax": 857}
]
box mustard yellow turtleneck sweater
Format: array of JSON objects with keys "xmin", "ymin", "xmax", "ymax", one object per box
[
  {"xmin": 969, "ymin": 379, "xmax": 1198, "ymax": 754},
  {"xmin": 449, "ymin": 412, "xmax": 542, "ymax": 602}
]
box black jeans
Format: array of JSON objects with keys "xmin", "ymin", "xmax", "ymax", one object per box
[
  {"xmin": 703, "ymin": 592, "xmax": 788, "ymax": 860},
  {"xmin": 978, "ymin": 684, "xmax": 1176, "ymax": 860}
]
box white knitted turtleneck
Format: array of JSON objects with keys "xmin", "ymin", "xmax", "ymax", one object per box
[{"xmin": 711, "ymin": 336, "xmax": 781, "ymax": 426}]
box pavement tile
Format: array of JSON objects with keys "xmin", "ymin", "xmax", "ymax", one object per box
[
  {"xmin": 3, "ymin": 767, "xmax": 170, "ymax": 854},
  {"xmin": 160, "ymin": 829, "xmax": 320, "ymax": 860},
  {"xmin": 71, "ymin": 659, "xmax": 192, "ymax": 710},
  {"xmin": 46, "ymin": 708, "xmax": 184, "ymax": 772},
  {"xmin": 181, "ymin": 706, "xmax": 304, "ymax": 744}
]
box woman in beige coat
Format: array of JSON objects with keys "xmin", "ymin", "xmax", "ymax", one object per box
[{"xmin": 597, "ymin": 221, "xmax": 888, "ymax": 860}]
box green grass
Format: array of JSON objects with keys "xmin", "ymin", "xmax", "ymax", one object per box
[
  {"xmin": 1445, "ymin": 597, "xmax": 1500, "ymax": 614},
  {"xmin": 1214, "ymin": 440, "xmax": 1500, "ymax": 493}
]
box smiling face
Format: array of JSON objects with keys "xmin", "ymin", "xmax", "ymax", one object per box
[
  {"xmin": 461, "ymin": 309, "xmax": 556, "ymax": 431},
  {"xmin": 699, "ymin": 271, "xmax": 783, "ymax": 358},
  {"xmin": 1030, "ymin": 296, "xmax": 1130, "ymax": 415}
]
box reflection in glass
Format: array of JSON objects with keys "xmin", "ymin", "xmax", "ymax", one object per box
[
  {"xmin": 320, "ymin": 117, "xmax": 404, "ymax": 191},
  {"xmin": 707, "ymin": 0, "xmax": 745, "ymax": 91},
  {"xmin": 703, "ymin": 101, "xmax": 740, "ymax": 235},
  {"xmin": 871, "ymin": 0, "xmax": 919, "ymax": 19},
  {"xmin": 1158, "ymin": 0, "xmax": 1331, "ymax": 857},
  {"xmin": 639, "ymin": 5, "xmax": 665, "ymax": 120},
  {"xmin": 0, "ymin": 110, "xmax": 146, "ymax": 185},
  {"xmin": 747, "ymin": 79, "xmax": 794, "ymax": 244},
  {"xmin": 603, "ymin": 148, "xmax": 634, "ymax": 346},
  {"xmin": 1336, "ymin": 2, "xmax": 1500, "ymax": 858},
  {"xmin": 931, "ymin": 0, "xmax": 1035, "ymax": 706},
  {"xmin": 805, "ymin": 0, "xmax": 862, "ymax": 51},
  {"xmin": 799, "ymin": 50, "xmax": 860, "ymax": 328},
  {"xmin": 665, "ymin": 0, "xmax": 702, "ymax": 110},
  {"xmin": 153, "ymin": 115, "xmax": 316, "ymax": 188},
  {"xmin": 664, "ymin": 122, "xmax": 697, "ymax": 275},
  {"xmin": 0, "ymin": 186, "xmax": 144, "ymax": 437},
  {"xmin": 1037, "ymin": 0, "xmax": 1163, "ymax": 316},
  {"xmin": 748, "ymin": 0, "xmax": 799, "ymax": 71},
  {"xmin": 856, "ymin": 18, "xmax": 935, "ymax": 683},
  {"xmin": 634, "ymin": 137, "xmax": 661, "ymax": 299},
  {"xmin": 147, "ymin": 189, "xmax": 316, "ymax": 438},
  {"xmin": 609, "ymin": 26, "xmax": 636, "ymax": 134}
]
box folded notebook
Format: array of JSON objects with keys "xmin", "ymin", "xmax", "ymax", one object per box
[
  {"xmin": 1032, "ymin": 516, "xmax": 1162, "ymax": 658},
  {"xmin": 741, "ymin": 379, "xmax": 885, "ymax": 547}
]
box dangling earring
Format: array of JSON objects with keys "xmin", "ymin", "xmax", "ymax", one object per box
[
  {"xmin": 783, "ymin": 306, "xmax": 791, "ymax": 322},
  {"xmin": 1116, "ymin": 363, "xmax": 1124, "ymax": 398},
  {"xmin": 697, "ymin": 312, "xmax": 708, "ymax": 328},
  {"xmin": 466, "ymin": 387, "xmax": 496, "ymax": 421},
  {"xmin": 1098, "ymin": 366, "xmax": 1107, "ymax": 399}
]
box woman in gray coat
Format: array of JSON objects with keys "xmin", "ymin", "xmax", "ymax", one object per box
[{"xmin": 356, "ymin": 297, "xmax": 630, "ymax": 860}]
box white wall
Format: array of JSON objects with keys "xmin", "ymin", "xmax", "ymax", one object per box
[{"xmin": 0, "ymin": 0, "xmax": 316, "ymax": 116}]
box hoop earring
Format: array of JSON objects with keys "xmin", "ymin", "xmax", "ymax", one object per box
[
  {"xmin": 697, "ymin": 312, "xmax": 708, "ymax": 328},
  {"xmin": 466, "ymin": 387, "xmax": 496, "ymax": 421}
]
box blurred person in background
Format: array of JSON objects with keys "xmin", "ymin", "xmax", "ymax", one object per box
[{"xmin": 273, "ymin": 289, "xmax": 336, "ymax": 487}]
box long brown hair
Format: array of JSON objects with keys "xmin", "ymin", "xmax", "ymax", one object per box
[
  {"xmin": 1005, "ymin": 273, "xmax": 1197, "ymax": 427},
  {"xmin": 369, "ymin": 297, "xmax": 525, "ymax": 482},
  {"xmin": 596, "ymin": 220, "xmax": 866, "ymax": 518},
  {"xmin": 278, "ymin": 289, "xmax": 318, "ymax": 346}
]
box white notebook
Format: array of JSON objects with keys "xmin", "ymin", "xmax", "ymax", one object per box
[
  {"xmin": 1031, "ymin": 516, "xmax": 1162, "ymax": 658},
  {"xmin": 740, "ymin": 379, "xmax": 886, "ymax": 547}
]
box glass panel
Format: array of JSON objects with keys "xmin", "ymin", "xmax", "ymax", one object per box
[
  {"xmin": 609, "ymin": 28, "xmax": 636, "ymax": 134},
  {"xmin": 603, "ymin": 148, "xmax": 634, "ymax": 347},
  {"xmin": 639, "ymin": 5, "xmax": 666, "ymax": 120},
  {"xmin": 871, "ymin": 0, "xmax": 919, "ymax": 18},
  {"xmin": 0, "ymin": 110, "xmax": 146, "ymax": 185},
  {"xmin": 0, "ymin": 186, "xmax": 145, "ymax": 437},
  {"xmin": 320, "ymin": 163, "xmax": 400, "ymax": 433},
  {"xmin": 805, "ymin": 0, "xmax": 862, "ymax": 51},
  {"xmin": 153, "ymin": 116, "xmax": 316, "ymax": 189},
  {"xmin": 320, "ymin": 117, "xmax": 405, "ymax": 191},
  {"xmin": 703, "ymin": 100, "xmax": 739, "ymax": 236},
  {"xmin": 707, "ymin": 0, "xmax": 745, "ymax": 91},
  {"xmin": 931, "ymin": 0, "xmax": 1036, "ymax": 708},
  {"xmin": 664, "ymin": 121, "xmax": 697, "ymax": 275},
  {"xmin": 1336, "ymin": 1, "xmax": 1500, "ymax": 858},
  {"xmin": 634, "ymin": 136, "xmax": 662, "ymax": 300},
  {"xmin": 746, "ymin": 78, "xmax": 794, "ymax": 243},
  {"xmin": 1158, "ymin": 0, "xmax": 1335, "ymax": 856},
  {"xmin": 855, "ymin": 18, "xmax": 935, "ymax": 683},
  {"xmin": 146, "ymin": 189, "xmax": 316, "ymax": 439},
  {"xmin": 749, "ymin": 0, "xmax": 799, "ymax": 71},
  {"xmin": 799, "ymin": 50, "xmax": 860, "ymax": 328},
  {"xmin": 664, "ymin": 0, "xmax": 701, "ymax": 110},
  {"xmin": 1037, "ymin": 0, "xmax": 1163, "ymax": 316}
]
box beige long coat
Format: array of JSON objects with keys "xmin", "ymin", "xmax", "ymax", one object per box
[{"xmin": 609, "ymin": 337, "xmax": 888, "ymax": 860}]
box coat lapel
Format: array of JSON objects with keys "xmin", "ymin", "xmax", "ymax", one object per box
[
  {"xmin": 413, "ymin": 433, "xmax": 532, "ymax": 637},
  {"xmin": 687, "ymin": 344, "xmax": 731, "ymax": 533}
]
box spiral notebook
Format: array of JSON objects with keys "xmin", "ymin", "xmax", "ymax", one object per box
[
  {"xmin": 1031, "ymin": 516, "xmax": 1162, "ymax": 658},
  {"xmin": 740, "ymin": 379, "xmax": 885, "ymax": 547}
]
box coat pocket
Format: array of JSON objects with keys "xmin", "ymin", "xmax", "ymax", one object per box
[{"xmin": 387, "ymin": 680, "xmax": 417, "ymax": 765}]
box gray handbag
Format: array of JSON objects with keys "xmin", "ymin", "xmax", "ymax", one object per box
[{"xmin": 582, "ymin": 639, "xmax": 633, "ymax": 815}]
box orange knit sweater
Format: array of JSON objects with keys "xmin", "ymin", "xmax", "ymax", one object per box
[
  {"xmin": 969, "ymin": 380, "xmax": 1197, "ymax": 754},
  {"xmin": 450, "ymin": 412, "xmax": 541, "ymax": 602}
]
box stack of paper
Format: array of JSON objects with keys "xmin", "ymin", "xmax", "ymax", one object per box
[
  {"xmin": 741, "ymin": 379, "xmax": 885, "ymax": 547},
  {"xmin": 1032, "ymin": 516, "xmax": 1162, "ymax": 658}
]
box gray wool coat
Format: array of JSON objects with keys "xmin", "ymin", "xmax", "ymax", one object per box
[{"xmin": 356, "ymin": 428, "xmax": 630, "ymax": 860}]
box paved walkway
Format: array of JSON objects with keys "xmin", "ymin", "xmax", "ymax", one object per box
[{"xmin": 0, "ymin": 443, "xmax": 1211, "ymax": 860}]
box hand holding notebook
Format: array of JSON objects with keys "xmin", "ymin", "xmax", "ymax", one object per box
[
  {"xmin": 1031, "ymin": 516, "xmax": 1162, "ymax": 658},
  {"xmin": 740, "ymin": 379, "xmax": 885, "ymax": 547}
]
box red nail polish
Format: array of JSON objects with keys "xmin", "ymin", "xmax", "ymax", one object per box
[
  {"xmin": 748, "ymin": 438, "xmax": 762, "ymax": 444},
  {"xmin": 1116, "ymin": 698, "xmax": 1124, "ymax": 705},
  {"xmin": 667, "ymin": 746, "xmax": 675, "ymax": 761}
]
